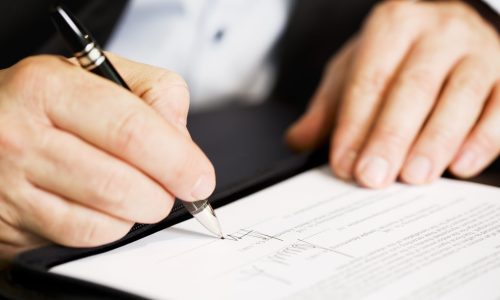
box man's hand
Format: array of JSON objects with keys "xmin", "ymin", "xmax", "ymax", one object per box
[
  {"xmin": 287, "ymin": 1, "xmax": 500, "ymax": 188},
  {"xmin": 0, "ymin": 54, "xmax": 215, "ymax": 259}
]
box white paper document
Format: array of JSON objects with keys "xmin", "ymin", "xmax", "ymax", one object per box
[{"xmin": 51, "ymin": 166, "xmax": 500, "ymax": 300}]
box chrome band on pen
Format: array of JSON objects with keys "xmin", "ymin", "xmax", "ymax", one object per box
[
  {"xmin": 184, "ymin": 200, "xmax": 210, "ymax": 215},
  {"xmin": 75, "ymin": 42, "xmax": 105, "ymax": 70}
]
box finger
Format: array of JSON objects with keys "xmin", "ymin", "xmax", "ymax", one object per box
[
  {"xmin": 15, "ymin": 185, "xmax": 134, "ymax": 248},
  {"xmin": 352, "ymin": 35, "xmax": 466, "ymax": 188},
  {"xmin": 0, "ymin": 215, "xmax": 47, "ymax": 248},
  {"xmin": 286, "ymin": 38, "xmax": 356, "ymax": 151},
  {"xmin": 401, "ymin": 57, "xmax": 497, "ymax": 184},
  {"xmin": 450, "ymin": 82, "xmax": 500, "ymax": 177},
  {"xmin": 69, "ymin": 54, "xmax": 190, "ymax": 133},
  {"xmin": 35, "ymin": 56, "xmax": 214, "ymax": 202},
  {"xmin": 330, "ymin": 2, "xmax": 424, "ymax": 180},
  {"xmin": 26, "ymin": 127, "xmax": 174, "ymax": 223},
  {"xmin": 106, "ymin": 53, "xmax": 191, "ymax": 132}
]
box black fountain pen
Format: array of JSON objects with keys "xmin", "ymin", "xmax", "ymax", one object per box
[{"xmin": 50, "ymin": 5, "xmax": 223, "ymax": 238}]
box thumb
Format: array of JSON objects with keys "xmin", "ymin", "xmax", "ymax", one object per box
[{"xmin": 286, "ymin": 38, "xmax": 356, "ymax": 151}]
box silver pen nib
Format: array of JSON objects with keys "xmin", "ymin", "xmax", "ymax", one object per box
[{"xmin": 181, "ymin": 200, "xmax": 224, "ymax": 238}]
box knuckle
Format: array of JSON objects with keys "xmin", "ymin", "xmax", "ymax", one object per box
[
  {"xmin": 398, "ymin": 69, "xmax": 437, "ymax": 97},
  {"xmin": 449, "ymin": 71, "xmax": 487, "ymax": 100},
  {"xmin": 57, "ymin": 206, "xmax": 127, "ymax": 247},
  {"xmin": 110, "ymin": 107, "xmax": 147, "ymax": 155},
  {"xmin": 161, "ymin": 71, "xmax": 188, "ymax": 90},
  {"xmin": 426, "ymin": 126, "xmax": 459, "ymax": 150},
  {"xmin": 62, "ymin": 218, "xmax": 96, "ymax": 246},
  {"xmin": 375, "ymin": 125, "xmax": 410, "ymax": 149},
  {"xmin": 7, "ymin": 188, "xmax": 93, "ymax": 247},
  {"xmin": 18, "ymin": 190, "xmax": 63, "ymax": 239},
  {"xmin": 0, "ymin": 195, "xmax": 22, "ymax": 229},
  {"xmin": 80, "ymin": 219, "xmax": 131, "ymax": 246},
  {"xmin": 350, "ymin": 69, "xmax": 389, "ymax": 98},
  {"xmin": 6, "ymin": 56, "xmax": 64, "ymax": 94},
  {"xmin": 332, "ymin": 119, "xmax": 367, "ymax": 150},
  {"xmin": 374, "ymin": 1, "xmax": 409, "ymax": 20},
  {"xmin": 157, "ymin": 72, "xmax": 190, "ymax": 112},
  {"xmin": 464, "ymin": 80, "xmax": 487, "ymax": 100},
  {"xmin": 438, "ymin": 14, "xmax": 467, "ymax": 35},
  {"xmin": 0, "ymin": 122, "xmax": 25, "ymax": 156},
  {"xmin": 471, "ymin": 129, "xmax": 498, "ymax": 154},
  {"xmin": 93, "ymin": 169, "xmax": 129, "ymax": 209},
  {"xmin": 78, "ymin": 218, "xmax": 103, "ymax": 246},
  {"xmin": 158, "ymin": 71, "xmax": 190, "ymax": 109},
  {"xmin": 35, "ymin": 202, "xmax": 67, "ymax": 244},
  {"xmin": 5, "ymin": 183, "xmax": 31, "ymax": 213},
  {"xmin": 335, "ymin": 119, "xmax": 365, "ymax": 139},
  {"xmin": 51, "ymin": 207, "xmax": 102, "ymax": 246},
  {"xmin": 35, "ymin": 127, "xmax": 56, "ymax": 154}
]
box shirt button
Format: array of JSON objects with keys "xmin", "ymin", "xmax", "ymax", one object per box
[{"xmin": 213, "ymin": 28, "xmax": 225, "ymax": 42}]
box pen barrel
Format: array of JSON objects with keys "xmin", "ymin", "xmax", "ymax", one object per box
[
  {"xmin": 72, "ymin": 40, "xmax": 130, "ymax": 90},
  {"xmin": 91, "ymin": 60, "xmax": 130, "ymax": 90},
  {"xmin": 181, "ymin": 200, "xmax": 223, "ymax": 238}
]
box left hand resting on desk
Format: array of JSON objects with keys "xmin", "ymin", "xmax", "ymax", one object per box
[{"xmin": 287, "ymin": 0, "xmax": 500, "ymax": 188}]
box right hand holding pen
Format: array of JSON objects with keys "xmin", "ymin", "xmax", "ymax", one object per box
[{"xmin": 0, "ymin": 54, "xmax": 215, "ymax": 260}]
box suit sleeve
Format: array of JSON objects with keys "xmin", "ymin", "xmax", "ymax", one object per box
[
  {"xmin": 465, "ymin": 0, "xmax": 500, "ymax": 32},
  {"xmin": 481, "ymin": 0, "xmax": 499, "ymax": 14}
]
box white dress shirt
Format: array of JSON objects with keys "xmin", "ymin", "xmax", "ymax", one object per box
[
  {"xmin": 107, "ymin": 0, "xmax": 499, "ymax": 110},
  {"xmin": 106, "ymin": 0, "xmax": 293, "ymax": 110}
]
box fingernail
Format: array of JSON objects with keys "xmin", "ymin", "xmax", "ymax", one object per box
[
  {"xmin": 358, "ymin": 156, "xmax": 389, "ymax": 187},
  {"xmin": 336, "ymin": 150, "xmax": 357, "ymax": 179},
  {"xmin": 191, "ymin": 173, "xmax": 214, "ymax": 200},
  {"xmin": 404, "ymin": 155, "xmax": 432, "ymax": 184},
  {"xmin": 453, "ymin": 149, "xmax": 477, "ymax": 174}
]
